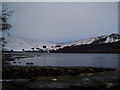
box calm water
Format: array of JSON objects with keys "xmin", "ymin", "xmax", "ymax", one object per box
[{"xmin": 8, "ymin": 53, "xmax": 119, "ymax": 69}]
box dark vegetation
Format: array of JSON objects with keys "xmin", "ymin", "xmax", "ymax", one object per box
[
  {"xmin": 51, "ymin": 41, "xmax": 120, "ymax": 53},
  {"xmin": 1, "ymin": 4, "xmax": 14, "ymax": 31}
]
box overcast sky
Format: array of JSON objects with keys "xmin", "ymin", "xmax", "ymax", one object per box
[{"xmin": 4, "ymin": 2, "xmax": 118, "ymax": 43}]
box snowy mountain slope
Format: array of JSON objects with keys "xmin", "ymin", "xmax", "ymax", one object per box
[
  {"xmin": 3, "ymin": 37, "xmax": 56, "ymax": 51},
  {"xmin": 2, "ymin": 33, "xmax": 120, "ymax": 51},
  {"xmin": 61, "ymin": 33, "xmax": 120, "ymax": 48}
]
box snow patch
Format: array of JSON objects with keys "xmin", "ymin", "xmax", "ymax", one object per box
[{"xmin": 3, "ymin": 37, "xmax": 56, "ymax": 51}]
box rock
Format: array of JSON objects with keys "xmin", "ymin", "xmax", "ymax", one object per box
[
  {"xmin": 13, "ymin": 62, "xmax": 16, "ymax": 63},
  {"xmin": 51, "ymin": 78, "xmax": 57, "ymax": 81}
]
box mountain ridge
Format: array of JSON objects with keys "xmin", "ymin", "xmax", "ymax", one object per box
[
  {"xmin": 51, "ymin": 33, "xmax": 120, "ymax": 53},
  {"xmin": 2, "ymin": 37, "xmax": 56, "ymax": 51},
  {"xmin": 1, "ymin": 33, "xmax": 120, "ymax": 52},
  {"xmin": 61, "ymin": 33, "xmax": 120, "ymax": 47}
]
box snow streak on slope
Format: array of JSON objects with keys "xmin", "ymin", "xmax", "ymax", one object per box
[{"xmin": 61, "ymin": 33, "xmax": 120, "ymax": 48}]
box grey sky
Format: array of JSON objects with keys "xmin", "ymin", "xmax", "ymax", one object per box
[{"xmin": 4, "ymin": 2, "xmax": 118, "ymax": 43}]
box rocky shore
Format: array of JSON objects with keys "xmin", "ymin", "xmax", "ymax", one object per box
[
  {"xmin": 2, "ymin": 66, "xmax": 119, "ymax": 90},
  {"xmin": 2, "ymin": 52, "xmax": 119, "ymax": 90},
  {"xmin": 3, "ymin": 66, "xmax": 116, "ymax": 79}
]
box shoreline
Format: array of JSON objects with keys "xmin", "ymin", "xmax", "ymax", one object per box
[
  {"xmin": 2, "ymin": 53, "xmax": 119, "ymax": 90},
  {"xmin": 2, "ymin": 66, "xmax": 118, "ymax": 90},
  {"xmin": 2, "ymin": 51, "xmax": 120, "ymax": 54},
  {"xmin": 3, "ymin": 66, "xmax": 116, "ymax": 79}
]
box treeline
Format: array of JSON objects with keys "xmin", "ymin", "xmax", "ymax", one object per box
[{"xmin": 50, "ymin": 42, "xmax": 120, "ymax": 53}]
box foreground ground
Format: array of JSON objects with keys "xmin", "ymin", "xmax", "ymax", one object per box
[
  {"xmin": 2, "ymin": 53, "xmax": 120, "ymax": 90},
  {"xmin": 2, "ymin": 66, "xmax": 120, "ymax": 90}
]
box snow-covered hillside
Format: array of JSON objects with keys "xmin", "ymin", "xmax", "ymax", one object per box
[
  {"xmin": 3, "ymin": 37, "xmax": 57, "ymax": 51},
  {"xmin": 2, "ymin": 33, "xmax": 120, "ymax": 51},
  {"xmin": 61, "ymin": 33, "xmax": 120, "ymax": 48}
]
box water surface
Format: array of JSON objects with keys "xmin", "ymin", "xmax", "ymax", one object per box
[{"xmin": 8, "ymin": 53, "xmax": 118, "ymax": 69}]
